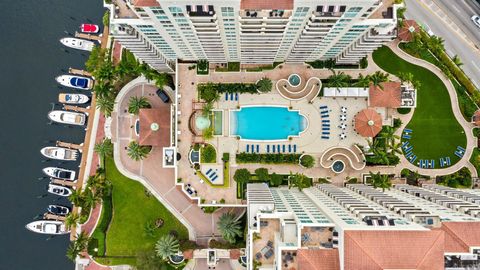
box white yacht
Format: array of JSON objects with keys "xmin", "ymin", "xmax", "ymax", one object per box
[
  {"xmin": 60, "ymin": 37, "xmax": 94, "ymax": 51},
  {"xmin": 40, "ymin": 147, "xmax": 78, "ymax": 161},
  {"xmin": 55, "ymin": 75, "xmax": 93, "ymax": 90},
  {"xmin": 47, "ymin": 183, "xmax": 73, "ymax": 197},
  {"xmin": 48, "ymin": 110, "xmax": 86, "ymax": 126},
  {"xmin": 25, "ymin": 220, "xmax": 70, "ymax": 235},
  {"xmin": 43, "ymin": 167, "xmax": 76, "ymax": 181},
  {"xmin": 58, "ymin": 93, "xmax": 89, "ymax": 104}
]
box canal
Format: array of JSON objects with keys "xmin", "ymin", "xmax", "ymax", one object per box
[{"xmin": 0, "ymin": 0, "xmax": 104, "ymax": 269}]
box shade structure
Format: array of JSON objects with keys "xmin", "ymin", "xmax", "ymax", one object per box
[
  {"xmin": 354, "ymin": 109, "xmax": 382, "ymax": 137},
  {"xmin": 139, "ymin": 108, "xmax": 170, "ymax": 146},
  {"xmin": 472, "ymin": 109, "xmax": 480, "ymax": 126},
  {"xmin": 398, "ymin": 20, "xmax": 420, "ymax": 42}
]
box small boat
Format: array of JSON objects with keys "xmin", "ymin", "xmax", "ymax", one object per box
[
  {"xmin": 60, "ymin": 37, "xmax": 94, "ymax": 51},
  {"xmin": 56, "ymin": 75, "xmax": 93, "ymax": 90},
  {"xmin": 47, "ymin": 205, "xmax": 71, "ymax": 216},
  {"xmin": 25, "ymin": 220, "xmax": 70, "ymax": 235},
  {"xmin": 47, "ymin": 183, "xmax": 73, "ymax": 197},
  {"xmin": 43, "ymin": 167, "xmax": 76, "ymax": 181},
  {"xmin": 58, "ymin": 93, "xmax": 89, "ymax": 104},
  {"xmin": 48, "ymin": 110, "xmax": 86, "ymax": 126},
  {"xmin": 40, "ymin": 147, "xmax": 78, "ymax": 161},
  {"xmin": 81, "ymin": 23, "xmax": 100, "ymax": 33}
]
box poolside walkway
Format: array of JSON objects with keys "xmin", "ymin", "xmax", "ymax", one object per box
[{"xmin": 387, "ymin": 40, "xmax": 477, "ymax": 177}]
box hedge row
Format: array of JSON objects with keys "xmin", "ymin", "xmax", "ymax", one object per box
[
  {"xmin": 198, "ymin": 82, "xmax": 258, "ymax": 94},
  {"xmin": 236, "ymin": 153, "xmax": 301, "ymax": 164}
]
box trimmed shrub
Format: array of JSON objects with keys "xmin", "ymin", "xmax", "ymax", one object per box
[
  {"xmin": 300, "ymin": 155, "xmax": 315, "ymax": 168},
  {"xmin": 236, "ymin": 153, "xmax": 302, "ymax": 164}
]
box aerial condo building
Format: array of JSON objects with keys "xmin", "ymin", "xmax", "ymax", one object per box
[{"xmin": 107, "ymin": 0, "xmax": 398, "ymax": 72}]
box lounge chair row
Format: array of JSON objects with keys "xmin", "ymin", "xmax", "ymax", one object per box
[
  {"xmin": 225, "ymin": 92, "xmax": 239, "ymax": 101},
  {"xmin": 418, "ymin": 159, "xmax": 435, "ymax": 169},
  {"xmin": 267, "ymin": 144, "xmax": 297, "ymax": 153},
  {"xmin": 455, "ymin": 146, "xmax": 466, "ymax": 158},
  {"xmin": 246, "ymin": 144, "xmax": 260, "ymax": 153},
  {"xmin": 402, "ymin": 128, "xmax": 413, "ymax": 140},
  {"xmin": 205, "ymin": 168, "xmax": 219, "ymax": 181},
  {"xmin": 439, "ymin": 157, "xmax": 451, "ymax": 167},
  {"xmin": 320, "ymin": 106, "xmax": 329, "ymax": 118}
]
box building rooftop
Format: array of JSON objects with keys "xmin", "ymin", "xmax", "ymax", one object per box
[
  {"xmin": 297, "ymin": 249, "xmax": 340, "ymax": 270},
  {"xmin": 240, "ymin": 0, "xmax": 293, "ymax": 10},
  {"xmin": 131, "ymin": 0, "xmax": 159, "ymax": 7},
  {"xmin": 344, "ymin": 230, "xmax": 444, "ymax": 270},
  {"xmin": 369, "ymin": 81, "xmax": 402, "ymax": 108},
  {"xmin": 441, "ymin": 222, "xmax": 480, "ymax": 253},
  {"xmin": 139, "ymin": 108, "xmax": 170, "ymax": 146}
]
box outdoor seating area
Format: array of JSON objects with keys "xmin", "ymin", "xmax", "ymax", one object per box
[
  {"xmin": 439, "ymin": 156, "xmax": 452, "ymax": 167},
  {"xmin": 253, "ymin": 219, "xmax": 279, "ymax": 266},
  {"xmin": 402, "ymin": 141, "xmax": 417, "ymax": 164},
  {"xmin": 281, "ymin": 251, "xmax": 297, "ymax": 270},
  {"xmin": 301, "ymin": 226, "xmax": 335, "ymax": 248},
  {"xmin": 455, "ymin": 146, "xmax": 466, "ymax": 158},
  {"xmin": 185, "ymin": 183, "xmax": 198, "ymax": 196},
  {"xmin": 338, "ymin": 106, "xmax": 348, "ymax": 140},
  {"xmin": 244, "ymin": 144, "xmax": 298, "ymax": 153},
  {"xmin": 320, "ymin": 105, "xmax": 331, "ymax": 139},
  {"xmin": 255, "ymin": 240, "xmax": 274, "ymax": 261}
]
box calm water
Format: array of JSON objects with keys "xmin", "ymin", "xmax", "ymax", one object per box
[
  {"xmin": 231, "ymin": 106, "xmax": 307, "ymax": 141},
  {"xmin": 0, "ymin": 1, "xmax": 104, "ymax": 269}
]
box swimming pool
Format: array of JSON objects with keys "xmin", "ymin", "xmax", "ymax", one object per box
[{"xmin": 230, "ymin": 106, "xmax": 307, "ymax": 140}]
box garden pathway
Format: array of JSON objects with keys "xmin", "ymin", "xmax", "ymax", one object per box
[{"xmin": 387, "ymin": 40, "xmax": 477, "ymax": 177}]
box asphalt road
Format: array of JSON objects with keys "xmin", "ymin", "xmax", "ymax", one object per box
[{"xmin": 404, "ymin": 0, "xmax": 480, "ymax": 87}]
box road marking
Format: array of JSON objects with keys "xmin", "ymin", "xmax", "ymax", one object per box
[
  {"xmin": 472, "ymin": 61, "xmax": 480, "ymax": 72},
  {"xmin": 451, "ymin": 4, "xmax": 461, "ymax": 13}
]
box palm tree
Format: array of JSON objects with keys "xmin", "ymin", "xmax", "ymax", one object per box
[
  {"xmin": 429, "ymin": 35, "xmax": 445, "ymax": 53},
  {"xmin": 397, "ymin": 72, "xmax": 414, "ymax": 84},
  {"xmin": 372, "ymin": 148, "xmax": 390, "ymax": 165},
  {"xmin": 82, "ymin": 188, "xmax": 100, "ymax": 209},
  {"xmin": 127, "ymin": 141, "xmax": 151, "ymax": 161},
  {"xmin": 93, "ymin": 82, "xmax": 113, "ymax": 99},
  {"xmin": 66, "ymin": 232, "xmax": 90, "ymax": 261},
  {"xmin": 94, "ymin": 60, "xmax": 116, "ymax": 82},
  {"xmin": 452, "ymin": 55, "xmax": 463, "ymax": 67},
  {"xmin": 65, "ymin": 212, "xmax": 81, "ymax": 230},
  {"xmin": 155, "ymin": 235, "xmax": 180, "ymax": 260},
  {"xmin": 369, "ymin": 71, "xmax": 389, "ymax": 90},
  {"xmin": 326, "ymin": 69, "xmax": 351, "ymax": 90},
  {"xmin": 378, "ymin": 126, "xmax": 399, "ymax": 149},
  {"xmin": 139, "ymin": 63, "xmax": 156, "ymax": 81},
  {"xmin": 128, "ymin": 96, "xmax": 151, "ymax": 115},
  {"xmin": 217, "ymin": 212, "xmax": 242, "ymax": 244},
  {"xmin": 202, "ymin": 101, "xmax": 214, "ymax": 117},
  {"xmin": 369, "ymin": 171, "xmax": 392, "ymax": 191},
  {"xmin": 154, "ymin": 73, "xmax": 171, "ymax": 89},
  {"xmin": 96, "ymin": 96, "xmax": 115, "ymax": 117},
  {"xmin": 390, "ymin": 140, "xmax": 403, "ymax": 155},
  {"xmin": 354, "ymin": 73, "xmax": 371, "ymax": 88},
  {"xmin": 68, "ymin": 189, "xmax": 84, "ymax": 207},
  {"xmin": 94, "ymin": 138, "xmax": 113, "ymax": 163},
  {"xmin": 288, "ymin": 172, "xmax": 311, "ymax": 191},
  {"xmin": 66, "ymin": 242, "xmax": 80, "ymax": 261}
]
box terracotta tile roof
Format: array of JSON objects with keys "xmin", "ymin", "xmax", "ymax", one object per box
[
  {"xmin": 344, "ymin": 230, "xmax": 444, "ymax": 270},
  {"xmin": 230, "ymin": 249, "xmax": 241, "ymax": 259},
  {"xmin": 139, "ymin": 108, "xmax": 170, "ymax": 146},
  {"xmin": 369, "ymin": 81, "xmax": 402, "ymax": 108},
  {"xmin": 297, "ymin": 249, "xmax": 340, "ymax": 270},
  {"xmin": 354, "ymin": 108, "xmax": 383, "ymax": 138},
  {"xmin": 441, "ymin": 222, "xmax": 480, "ymax": 253},
  {"xmin": 398, "ymin": 20, "xmax": 420, "ymax": 42},
  {"xmin": 472, "ymin": 110, "xmax": 480, "ymax": 126},
  {"xmin": 240, "ymin": 0, "xmax": 293, "ymax": 10},
  {"xmin": 183, "ymin": 250, "xmax": 194, "ymax": 260},
  {"xmin": 132, "ymin": 0, "xmax": 159, "ymax": 7}
]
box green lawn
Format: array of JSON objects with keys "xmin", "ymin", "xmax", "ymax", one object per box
[
  {"xmin": 372, "ymin": 46, "xmax": 467, "ymax": 167},
  {"xmin": 103, "ymin": 157, "xmax": 188, "ymax": 258}
]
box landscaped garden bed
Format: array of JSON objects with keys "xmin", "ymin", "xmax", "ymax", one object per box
[
  {"xmin": 236, "ymin": 153, "xmax": 302, "ymax": 164},
  {"xmin": 200, "ymin": 144, "xmax": 216, "ymax": 163}
]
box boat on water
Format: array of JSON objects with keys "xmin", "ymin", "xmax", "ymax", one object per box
[
  {"xmin": 60, "ymin": 37, "xmax": 94, "ymax": 51},
  {"xmin": 47, "ymin": 205, "xmax": 71, "ymax": 216},
  {"xmin": 47, "ymin": 183, "xmax": 73, "ymax": 197},
  {"xmin": 56, "ymin": 75, "xmax": 93, "ymax": 90},
  {"xmin": 58, "ymin": 93, "xmax": 89, "ymax": 104},
  {"xmin": 25, "ymin": 220, "xmax": 70, "ymax": 235},
  {"xmin": 81, "ymin": 23, "xmax": 100, "ymax": 33},
  {"xmin": 43, "ymin": 167, "xmax": 76, "ymax": 181},
  {"xmin": 48, "ymin": 110, "xmax": 86, "ymax": 126},
  {"xmin": 40, "ymin": 147, "xmax": 78, "ymax": 161}
]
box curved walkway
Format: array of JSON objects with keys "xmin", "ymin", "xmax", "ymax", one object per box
[
  {"xmin": 320, "ymin": 145, "xmax": 366, "ymax": 171},
  {"xmin": 275, "ymin": 76, "xmax": 321, "ymax": 102},
  {"xmin": 388, "ymin": 41, "xmax": 477, "ymax": 176}
]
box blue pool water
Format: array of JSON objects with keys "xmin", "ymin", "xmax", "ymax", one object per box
[
  {"xmin": 231, "ymin": 106, "xmax": 307, "ymax": 140},
  {"xmin": 288, "ymin": 74, "xmax": 301, "ymax": 86}
]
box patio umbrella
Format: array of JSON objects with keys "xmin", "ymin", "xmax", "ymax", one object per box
[{"xmin": 354, "ymin": 108, "xmax": 382, "ymax": 137}]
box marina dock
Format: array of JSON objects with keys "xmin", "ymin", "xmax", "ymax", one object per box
[
  {"xmin": 75, "ymin": 32, "xmax": 102, "ymax": 42},
  {"xmin": 56, "ymin": 141, "xmax": 83, "ymax": 151},
  {"xmin": 51, "ymin": 178, "xmax": 77, "ymax": 187},
  {"xmin": 44, "ymin": 213, "xmax": 66, "ymax": 221},
  {"xmin": 63, "ymin": 105, "xmax": 90, "ymax": 114},
  {"xmin": 69, "ymin": 68, "xmax": 92, "ymax": 77}
]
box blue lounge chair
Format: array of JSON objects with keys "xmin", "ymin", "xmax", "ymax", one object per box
[
  {"xmin": 402, "ymin": 134, "xmax": 411, "ymax": 140},
  {"xmin": 209, "ymin": 171, "xmax": 215, "ymax": 177},
  {"xmin": 246, "ymin": 145, "xmax": 250, "ymax": 152},
  {"xmin": 446, "ymin": 157, "xmax": 451, "ymax": 166},
  {"xmin": 272, "ymin": 145, "xmax": 276, "ymax": 153},
  {"xmin": 410, "ymin": 155, "xmax": 417, "ymax": 163},
  {"xmin": 322, "ymin": 120, "xmax": 330, "ymax": 123},
  {"xmin": 402, "ymin": 141, "xmax": 410, "ymax": 147},
  {"xmin": 235, "ymin": 93, "xmax": 239, "ymax": 101},
  {"xmin": 431, "ymin": 160, "xmax": 435, "ymax": 168},
  {"xmin": 405, "ymin": 151, "xmax": 413, "ymax": 158},
  {"xmin": 277, "ymin": 145, "xmax": 281, "ymax": 152},
  {"xmin": 404, "ymin": 128, "xmax": 412, "ymax": 133},
  {"xmin": 230, "ymin": 93, "xmax": 234, "ymax": 100},
  {"xmin": 322, "ymin": 132, "xmax": 329, "ymax": 135},
  {"xmin": 267, "ymin": 145, "xmax": 270, "ymax": 153},
  {"xmin": 320, "ymin": 106, "xmax": 328, "ymax": 109},
  {"xmin": 440, "ymin": 158, "xmax": 444, "ymax": 167},
  {"xmin": 322, "ymin": 124, "xmax": 330, "ymax": 127},
  {"xmin": 293, "ymin": 145, "xmax": 297, "ymax": 152},
  {"xmin": 225, "ymin": 93, "xmax": 229, "ymax": 100},
  {"xmin": 256, "ymin": 145, "xmax": 259, "ymax": 153},
  {"xmin": 404, "ymin": 146, "xmax": 413, "ymax": 153},
  {"xmin": 321, "ymin": 136, "xmax": 329, "ymax": 139},
  {"xmin": 206, "ymin": 168, "xmax": 212, "ymax": 175},
  {"xmin": 455, "ymin": 151, "xmax": 463, "ymax": 158},
  {"xmin": 458, "ymin": 146, "xmax": 466, "ymax": 151},
  {"xmin": 282, "ymin": 145, "xmax": 286, "ymax": 152},
  {"xmin": 211, "ymin": 175, "xmax": 218, "ymax": 181},
  {"xmin": 288, "ymin": 145, "xmax": 292, "ymax": 152}
]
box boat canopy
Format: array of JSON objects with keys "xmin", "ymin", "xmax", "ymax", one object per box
[{"xmin": 70, "ymin": 77, "xmax": 88, "ymax": 88}]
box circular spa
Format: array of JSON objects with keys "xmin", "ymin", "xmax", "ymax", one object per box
[
  {"xmin": 288, "ymin": 74, "xmax": 301, "ymax": 87},
  {"xmin": 195, "ymin": 115, "xmax": 211, "ymax": 131},
  {"xmin": 332, "ymin": 160, "xmax": 345, "ymax": 174}
]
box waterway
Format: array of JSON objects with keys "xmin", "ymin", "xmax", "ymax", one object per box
[{"xmin": 0, "ymin": 1, "xmax": 104, "ymax": 269}]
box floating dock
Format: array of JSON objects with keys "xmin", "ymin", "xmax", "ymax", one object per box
[{"xmin": 75, "ymin": 32, "xmax": 102, "ymax": 42}]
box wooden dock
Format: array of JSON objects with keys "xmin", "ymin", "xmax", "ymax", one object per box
[
  {"xmin": 75, "ymin": 32, "xmax": 102, "ymax": 41},
  {"xmin": 63, "ymin": 105, "xmax": 90, "ymax": 114},
  {"xmin": 44, "ymin": 213, "xmax": 66, "ymax": 221},
  {"xmin": 56, "ymin": 141, "xmax": 83, "ymax": 150},
  {"xmin": 51, "ymin": 178, "xmax": 77, "ymax": 187},
  {"xmin": 69, "ymin": 68, "xmax": 92, "ymax": 77}
]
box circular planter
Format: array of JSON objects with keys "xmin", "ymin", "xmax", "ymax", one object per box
[
  {"xmin": 169, "ymin": 253, "xmax": 185, "ymax": 265},
  {"xmin": 331, "ymin": 160, "xmax": 345, "ymax": 174}
]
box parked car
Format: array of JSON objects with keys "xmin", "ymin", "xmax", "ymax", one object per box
[
  {"xmin": 472, "ymin": 15, "xmax": 480, "ymax": 28},
  {"xmin": 156, "ymin": 89, "xmax": 170, "ymax": 103}
]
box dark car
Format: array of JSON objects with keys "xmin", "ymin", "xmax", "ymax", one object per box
[{"xmin": 156, "ymin": 89, "xmax": 170, "ymax": 103}]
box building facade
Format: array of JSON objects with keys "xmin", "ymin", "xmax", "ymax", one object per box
[
  {"xmin": 247, "ymin": 183, "xmax": 480, "ymax": 270},
  {"xmin": 106, "ymin": 0, "xmax": 398, "ymax": 72}
]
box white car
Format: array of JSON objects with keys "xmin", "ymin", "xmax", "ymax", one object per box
[{"xmin": 472, "ymin": 15, "xmax": 480, "ymax": 28}]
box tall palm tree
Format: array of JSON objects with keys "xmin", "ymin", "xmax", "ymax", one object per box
[
  {"xmin": 155, "ymin": 235, "xmax": 180, "ymax": 260},
  {"xmin": 217, "ymin": 212, "xmax": 242, "ymax": 244},
  {"xmin": 452, "ymin": 55, "xmax": 463, "ymax": 67},
  {"xmin": 83, "ymin": 188, "xmax": 100, "ymax": 209},
  {"xmin": 369, "ymin": 71, "xmax": 389, "ymax": 90},
  {"xmin": 127, "ymin": 141, "xmax": 151, "ymax": 161},
  {"xmin": 397, "ymin": 72, "xmax": 414, "ymax": 84},
  {"xmin": 202, "ymin": 101, "xmax": 214, "ymax": 117},
  {"xmin": 93, "ymin": 82, "xmax": 113, "ymax": 99},
  {"xmin": 66, "ymin": 232, "xmax": 90, "ymax": 261},
  {"xmin": 66, "ymin": 242, "xmax": 80, "ymax": 261},
  {"xmin": 128, "ymin": 96, "xmax": 151, "ymax": 115},
  {"xmin": 354, "ymin": 73, "xmax": 371, "ymax": 88},
  {"xmin": 429, "ymin": 35, "xmax": 445, "ymax": 53},
  {"xmin": 68, "ymin": 189, "xmax": 84, "ymax": 207},
  {"xmin": 369, "ymin": 171, "xmax": 392, "ymax": 191},
  {"xmin": 94, "ymin": 138, "xmax": 113, "ymax": 162},
  {"xmin": 154, "ymin": 73, "xmax": 171, "ymax": 89},
  {"xmin": 372, "ymin": 148, "xmax": 390, "ymax": 165},
  {"xmin": 65, "ymin": 212, "xmax": 81, "ymax": 230},
  {"xmin": 96, "ymin": 96, "xmax": 115, "ymax": 117},
  {"xmin": 327, "ymin": 69, "xmax": 351, "ymax": 90},
  {"xmin": 288, "ymin": 172, "xmax": 311, "ymax": 191},
  {"xmin": 378, "ymin": 126, "xmax": 399, "ymax": 149},
  {"xmin": 94, "ymin": 60, "xmax": 116, "ymax": 82}
]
